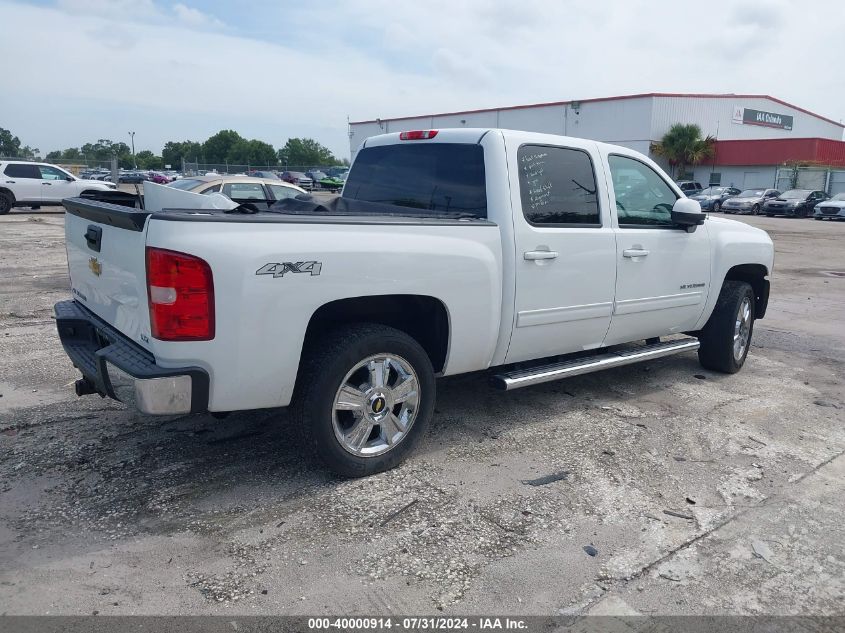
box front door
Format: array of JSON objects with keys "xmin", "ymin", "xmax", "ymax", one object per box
[
  {"xmin": 506, "ymin": 141, "xmax": 617, "ymax": 364},
  {"xmin": 38, "ymin": 165, "xmax": 77, "ymax": 203},
  {"xmin": 602, "ymin": 153, "xmax": 711, "ymax": 346}
]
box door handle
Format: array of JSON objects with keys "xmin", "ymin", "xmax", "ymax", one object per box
[
  {"xmin": 42, "ymin": 182, "xmax": 52, "ymax": 186},
  {"xmin": 524, "ymin": 250, "xmax": 558, "ymax": 261},
  {"xmin": 623, "ymin": 248, "xmax": 650, "ymax": 258},
  {"xmin": 5, "ymin": 180, "xmax": 14, "ymax": 184}
]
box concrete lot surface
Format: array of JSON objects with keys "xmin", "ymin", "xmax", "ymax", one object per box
[{"xmin": 0, "ymin": 210, "xmax": 843, "ymax": 616}]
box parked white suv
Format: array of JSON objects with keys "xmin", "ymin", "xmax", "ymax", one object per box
[{"xmin": 0, "ymin": 161, "xmax": 116, "ymax": 214}]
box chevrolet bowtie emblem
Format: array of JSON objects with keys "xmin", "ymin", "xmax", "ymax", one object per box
[{"xmin": 89, "ymin": 257, "xmax": 102, "ymax": 277}]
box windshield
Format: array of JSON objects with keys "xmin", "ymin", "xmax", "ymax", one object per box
[
  {"xmin": 169, "ymin": 178, "xmax": 207, "ymax": 190},
  {"xmin": 343, "ymin": 143, "xmax": 487, "ymax": 217},
  {"xmin": 781, "ymin": 190, "xmax": 808, "ymax": 199},
  {"xmin": 699, "ymin": 187, "xmax": 725, "ymax": 195},
  {"xmin": 738, "ymin": 190, "xmax": 764, "ymax": 198}
]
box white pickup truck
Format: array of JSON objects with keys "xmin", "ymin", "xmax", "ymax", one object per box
[{"xmin": 55, "ymin": 128, "xmax": 774, "ymax": 477}]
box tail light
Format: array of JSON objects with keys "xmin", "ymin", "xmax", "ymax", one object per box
[
  {"xmin": 146, "ymin": 247, "xmax": 215, "ymax": 341},
  {"xmin": 399, "ymin": 130, "xmax": 438, "ymax": 140}
]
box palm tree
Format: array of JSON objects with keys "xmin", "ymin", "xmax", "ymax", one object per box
[{"xmin": 651, "ymin": 124, "xmax": 715, "ymax": 179}]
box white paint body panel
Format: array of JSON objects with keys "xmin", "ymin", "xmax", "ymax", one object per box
[{"xmin": 65, "ymin": 128, "xmax": 774, "ymax": 414}]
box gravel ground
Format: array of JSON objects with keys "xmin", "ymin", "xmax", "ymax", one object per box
[{"xmin": 0, "ymin": 210, "xmax": 843, "ymax": 616}]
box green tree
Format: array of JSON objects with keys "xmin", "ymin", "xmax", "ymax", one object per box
[
  {"xmin": 202, "ymin": 130, "xmax": 244, "ymax": 163},
  {"xmin": 162, "ymin": 140, "xmax": 202, "ymax": 168},
  {"xmin": 651, "ymin": 124, "xmax": 715, "ymax": 178},
  {"xmin": 135, "ymin": 150, "xmax": 163, "ymax": 170},
  {"xmin": 0, "ymin": 127, "xmax": 22, "ymax": 157},
  {"xmin": 227, "ymin": 139, "xmax": 277, "ymax": 166},
  {"xmin": 277, "ymin": 137, "xmax": 339, "ymax": 167}
]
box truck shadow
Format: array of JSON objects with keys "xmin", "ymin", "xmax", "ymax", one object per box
[{"xmin": 4, "ymin": 353, "xmax": 717, "ymax": 552}]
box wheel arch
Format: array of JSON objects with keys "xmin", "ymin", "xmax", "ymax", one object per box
[
  {"xmin": 723, "ymin": 263, "xmax": 770, "ymax": 319},
  {"xmin": 0, "ymin": 187, "xmax": 16, "ymax": 202},
  {"xmin": 301, "ymin": 294, "xmax": 451, "ymax": 374}
]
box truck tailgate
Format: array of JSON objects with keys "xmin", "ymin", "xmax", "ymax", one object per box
[{"xmin": 63, "ymin": 198, "xmax": 152, "ymax": 347}]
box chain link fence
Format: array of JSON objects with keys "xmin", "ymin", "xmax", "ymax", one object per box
[{"xmin": 182, "ymin": 162, "xmax": 347, "ymax": 177}]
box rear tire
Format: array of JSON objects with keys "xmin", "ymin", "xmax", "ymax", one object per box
[
  {"xmin": 294, "ymin": 323, "xmax": 435, "ymax": 477},
  {"xmin": 698, "ymin": 281, "xmax": 755, "ymax": 374},
  {"xmin": 0, "ymin": 191, "xmax": 12, "ymax": 215},
  {"xmin": 713, "ymin": 201, "xmax": 721, "ymax": 213}
]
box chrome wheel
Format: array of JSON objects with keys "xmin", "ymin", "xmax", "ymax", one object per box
[
  {"xmin": 332, "ymin": 354, "xmax": 420, "ymax": 457},
  {"xmin": 733, "ymin": 297, "xmax": 752, "ymax": 361}
]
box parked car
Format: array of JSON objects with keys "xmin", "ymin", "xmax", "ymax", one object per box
[
  {"xmin": 676, "ymin": 181, "xmax": 703, "ymax": 196},
  {"xmin": 281, "ymin": 171, "xmax": 313, "ymax": 190},
  {"xmin": 306, "ymin": 170, "xmax": 328, "ymax": 183},
  {"xmin": 813, "ymin": 192, "xmax": 845, "ymax": 220},
  {"xmin": 0, "ymin": 160, "xmax": 116, "ymax": 213},
  {"xmin": 249, "ymin": 171, "xmax": 280, "ymax": 180},
  {"xmin": 168, "ymin": 175, "xmax": 305, "ymax": 208},
  {"xmin": 119, "ymin": 172, "xmax": 148, "ymax": 184},
  {"xmin": 326, "ymin": 166, "xmax": 350, "ymax": 178},
  {"xmin": 147, "ymin": 172, "xmax": 170, "ymax": 184},
  {"xmin": 721, "ymin": 189, "xmax": 780, "ymax": 215},
  {"xmin": 689, "ymin": 186, "xmax": 741, "ymax": 212},
  {"xmin": 763, "ymin": 189, "xmax": 829, "ymax": 217},
  {"xmin": 55, "ymin": 128, "xmax": 773, "ymax": 477}
]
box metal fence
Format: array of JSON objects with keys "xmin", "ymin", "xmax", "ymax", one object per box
[
  {"xmin": 775, "ymin": 166, "xmax": 845, "ymax": 194},
  {"xmin": 182, "ymin": 161, "xmax": 346, "ymax": 177}
]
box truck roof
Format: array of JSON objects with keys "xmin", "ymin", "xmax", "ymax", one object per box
[{"xmin": 360, "ymin": 127, "xmax": 634, "ymax": 155}]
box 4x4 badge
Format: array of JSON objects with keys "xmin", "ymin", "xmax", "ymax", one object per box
[{"xmin": 256, "ymin": 261, "xmax": 322, "ymax": 278}]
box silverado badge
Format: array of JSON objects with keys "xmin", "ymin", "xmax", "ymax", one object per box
[{"xmin": 88, "ymin": 257, "xmax": 102, "ymax": 277}]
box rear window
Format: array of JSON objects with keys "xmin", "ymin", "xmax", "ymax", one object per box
[
  {"xmin": 344, "ymin": 143, "xmax": 487, "ymax": 217},
  {"xmin": 4, "ymin": 163, "xmax": 42, "ymax": 179},
  {"xmin": 169, "ymin": 179, "xmax": 206, "ymax": 190}
]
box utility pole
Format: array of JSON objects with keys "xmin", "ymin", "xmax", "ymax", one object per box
[{"xmin": 128, "ymin": 131, "xmax": 136, "ymax": 169}]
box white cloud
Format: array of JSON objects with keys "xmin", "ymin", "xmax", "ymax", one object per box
[
  {"xmin": 1, "ymin": 0, "xmax": 843, "ymax": 160},
  {"xmin": 172, "ymin": 3, "xmax": 222, "ymax": 28}
]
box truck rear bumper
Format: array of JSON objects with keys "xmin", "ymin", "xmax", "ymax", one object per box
[{"xmin": 54, "ymin": 300, "xmax": 209, "ymax": 415}]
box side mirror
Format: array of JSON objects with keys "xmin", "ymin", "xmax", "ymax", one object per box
[
  {"xmin": 671, "ymin": 197, "xmax": 706, "ymax": 232},
  {"xmin": 65, "ymin": 175, "xmax": 74, "ymax": 181}
]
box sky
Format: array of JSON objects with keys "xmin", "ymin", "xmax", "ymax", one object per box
[{"xmin": 2, "ymin": 0, "xmax": 844, "ymax": 160}]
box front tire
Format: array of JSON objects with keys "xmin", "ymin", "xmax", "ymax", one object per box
[
  {"xmin": 698, "ymin": 281, "xmax": 755, "ymax": 374},
  {"xmin": 294, "ymin": 323, "xmax": 435, "ymax": 477},
  {"xmin": 752, "ymin": 204, "xmax": 760, "ymax": 215}
]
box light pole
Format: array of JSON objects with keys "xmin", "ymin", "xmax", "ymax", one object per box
[{"xmin": 128, "ymin": 131, "xmax": 136, "ymax": 169}]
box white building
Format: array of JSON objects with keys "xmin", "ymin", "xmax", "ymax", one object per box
[{"xmin": 349, "ymin": 93, "xmax": 845, "ymax": 190}]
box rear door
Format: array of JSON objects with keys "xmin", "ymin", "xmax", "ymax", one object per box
[
  {"xmin": 222, "ymin": 182, "xmax": 273, "ymax": 209},
  {"xmin": 63, "ymin": 200, "xmax": 151, "ymax": 346},
  {"xmin": 505, "ymin": 139, "xmax": 617, "ymax": 363},
  {"xmin": 602, "ymin": 152, "xmax": 711, "ymax": 345},
  {"xmin": 3, "ymin": 163, "xmax": 43, "ymax": 203}
]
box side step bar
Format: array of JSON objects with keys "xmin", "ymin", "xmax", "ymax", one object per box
[{"xmin": 490, "ymin": 338, "xmax": 700, "ymax": 391}]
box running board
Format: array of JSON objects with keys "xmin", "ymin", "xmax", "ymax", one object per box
[{"xmin": 490, "ymin": 338, "xmax": 700, "ymax": 391}]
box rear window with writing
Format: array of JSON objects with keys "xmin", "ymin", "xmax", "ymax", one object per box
[{"xmin": 518, "ymin": 145, "xmax": 600, "ymax": 226}]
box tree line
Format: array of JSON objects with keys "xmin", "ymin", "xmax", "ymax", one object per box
[{"xmin": 1, "ymin": 127, "xmax": 346, "ymax": 171}]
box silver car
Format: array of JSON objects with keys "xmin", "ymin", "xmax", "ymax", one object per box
[
  {"xmin": 721, "ymin": 188, "xmax": 780, "ymax": 215},
  {"xmin": 814, "ymin": 192, "xmax": 845, "ymax": 221}
]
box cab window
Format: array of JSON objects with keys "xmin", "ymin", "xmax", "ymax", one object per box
[
  {"xmin": 517, "ymin": 144, "xmax": 600, "ymax": 226},
  {"xmin": 609, "ymin": 155, "xmax": 678, "ymax": 226}
]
